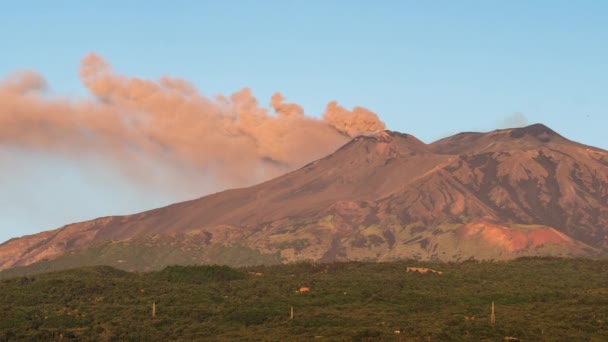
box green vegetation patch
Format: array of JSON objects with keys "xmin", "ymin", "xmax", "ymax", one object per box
[
  {"xmin": 0, "ymin": 258, "xmax": 607, "ymax": 341},
  {"xmin": 154, "ymin": 265, "xmax": 245, "ymax": 283}
]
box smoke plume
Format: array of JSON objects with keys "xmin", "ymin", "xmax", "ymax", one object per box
[
  {"xmin": 500, "ymin": 112, "xmax": 529, "ymax": 128},
  {"xmin": 0, "ymin": 52, "xmax": 385, "ymax": 196}
]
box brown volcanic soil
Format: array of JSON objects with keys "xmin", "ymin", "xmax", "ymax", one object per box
[{"xmin": 1, "ymin": 125, "xmax": 607, "ymax": 270}]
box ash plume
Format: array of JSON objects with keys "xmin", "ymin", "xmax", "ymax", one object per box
[
  {"xmin": 500, "ymin": 112, "xmax": 529, "ymax": 128},
  {"xmin": 0, "ymin": 52, "xmax": 385, "ymax": 195}
]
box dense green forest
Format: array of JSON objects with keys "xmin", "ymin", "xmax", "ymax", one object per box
[{"xmin": 0, "ymin": 258, "xmax": 607, "ymax": 341}]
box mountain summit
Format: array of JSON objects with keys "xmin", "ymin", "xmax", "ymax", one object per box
[{"xmin": 1, "ymin": 124, "xmax": 607, "ymax": 274}]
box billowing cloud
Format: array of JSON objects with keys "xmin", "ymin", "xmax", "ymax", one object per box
[
  {"xmin": 323, "ymin": 101, "xmax": 385, "ymax": 137},
  {"xmin": 0, "ymin": 52, "xmax": 385, "ymax": 196},
  {"xmin": 270, "ymin": 92, "xmax": 304, "ymax": 118}
]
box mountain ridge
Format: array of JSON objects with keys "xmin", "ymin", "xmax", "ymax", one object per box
[{"xmin": 1, "ymin": 124, "xmax": 607, "ymax": 273}]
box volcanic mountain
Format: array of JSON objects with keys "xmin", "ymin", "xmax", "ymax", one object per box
[{"xmin": 1, "ymin": 124, "xmax": 607, "ymax": 274}]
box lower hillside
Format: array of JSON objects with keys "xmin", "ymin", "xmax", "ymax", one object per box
[{"xmin": 1, "ymin": 259, "xmax": 607, "ymax": 341}]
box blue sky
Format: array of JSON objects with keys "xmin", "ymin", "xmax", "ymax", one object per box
[{"xmin": 1, "ymin": 1, "xmax": 607, "ymax": 242}]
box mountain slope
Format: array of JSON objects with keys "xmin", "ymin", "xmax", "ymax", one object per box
[{"xmin": 1, "ymin": 125, "xmax": 606, "ymax": 272}]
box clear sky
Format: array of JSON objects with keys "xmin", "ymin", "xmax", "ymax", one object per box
[{"xmin": 1, "ymin": 1, "xmax": 607, "ymax": 242}]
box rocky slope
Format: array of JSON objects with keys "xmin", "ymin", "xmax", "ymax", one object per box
[{"xmin": 1, "ymin": 124, "xmax": 607, "ymax": 273}]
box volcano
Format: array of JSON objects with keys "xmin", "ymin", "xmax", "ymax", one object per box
[{"xmin": 1, "ymin": 124, "xmax": 607, "ymax": 274}]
